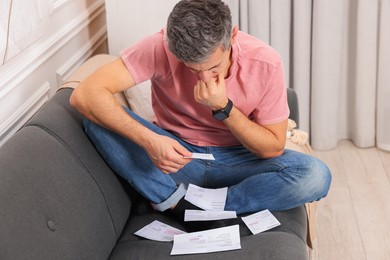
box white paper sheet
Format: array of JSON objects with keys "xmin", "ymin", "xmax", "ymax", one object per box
[
  {"xmin": 184, "ymin": 184, "xmax": 227, "ymax": 211},
  {"xmin": 184, "ymin": 210, "xmax": 237, "ymax": 221},
  {"xmin": 241, "ymin": 209, "xmax": 281, "ymax": 235},
  {"xmin": 184, "ymin": 153, "xmax": 215, "ymax": 160},
  {"xmin": 134, "ymin": 220, "xmax": 186, "ymax": 242},
  {"xmin": 170, "ymin": 225, "xmax": 241, "ymax": 255}
]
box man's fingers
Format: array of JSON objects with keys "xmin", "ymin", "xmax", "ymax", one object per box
[
  {"xmin": 159, "ymin": 143, "xmax": 192, "ymax": 173},
  {"xmin": 160, "ymin": 161, "xmax": 185, "ymax": 174},
  {"xmin": 173, "ymin": 142, "xmax": 192, "ymax": 157},
  {"xmin": 216, "ymin": 73, "xmax": 224, "ymax": 85}
]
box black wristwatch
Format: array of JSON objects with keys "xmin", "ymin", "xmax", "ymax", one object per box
[{"xmin": 212, "ymin": 99, "xmax": 233, "ymax": 121}]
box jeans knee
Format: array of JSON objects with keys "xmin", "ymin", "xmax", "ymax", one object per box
[{"xmin": 309, "ymin": 158, "xmax": 332, "ymax": 199}]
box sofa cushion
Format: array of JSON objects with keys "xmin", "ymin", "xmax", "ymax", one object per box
[
  {"xmin": 124, "ymin": 80, "xmax": 154, "ymax": 122},
  {"xmin": 109, "ymin": 205, "xmax": 308, "ymax": 259},
  {"xmin": 0, "ymin": 126, "xmax": 120, "ymax": 259},
  {"xmin": 0, "ymin": 88, "xmax": 131, "ymax": 259},
  {"xmin": 26, "ymin": 88, "xmax": 131, "ymax": 237}
]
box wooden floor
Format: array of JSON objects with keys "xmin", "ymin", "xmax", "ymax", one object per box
[{"xmin": 312, "ymin": 140, "xmax": 390, "ymax": 260}]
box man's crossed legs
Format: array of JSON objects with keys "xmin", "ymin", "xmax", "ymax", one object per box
[{"xmin": 83, "ymin": 108, "xmax": 331, "ymax": 215}]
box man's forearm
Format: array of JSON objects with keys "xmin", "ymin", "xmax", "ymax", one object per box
[
  {"xmin": 223, "ymin": 106, "xmax": 287, "ymax": 158},
  {"xmin": 70, "ymin": 80, "xmax": 193, "ymax": 173},
  {"xmin": 70, "ymin": 84, "xmax": 157, "ymax": 151},
  {"xmin": 68, "ymin": 58, "xmax": 159, "ymax": 148}
]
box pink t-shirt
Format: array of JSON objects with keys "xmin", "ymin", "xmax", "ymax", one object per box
[{"xmin": 120, "ymin": 29, "xmax": 289, "ymax": 146}]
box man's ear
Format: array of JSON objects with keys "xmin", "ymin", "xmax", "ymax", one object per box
[{"xmin": 231, "ymin": 26, "xmax": 239, "ymax": 45}]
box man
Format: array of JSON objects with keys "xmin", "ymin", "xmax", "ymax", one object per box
[{"xmin": 70, "ymin": 0, "xmax": 331, "ymax": 226}]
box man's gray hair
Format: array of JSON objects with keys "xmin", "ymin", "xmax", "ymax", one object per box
[{"xmin": 166, "ymin": 0, "xmax": 232, "ymax": 63}]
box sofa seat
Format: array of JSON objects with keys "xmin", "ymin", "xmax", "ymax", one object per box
[{"xmin": 111, "ymin": 201, "xmax": 308, "ymax": 259}]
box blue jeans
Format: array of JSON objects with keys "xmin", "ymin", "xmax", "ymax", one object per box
[{"xmin": 84, "ymin": 108, "xmax": 331, "ymax": 215}]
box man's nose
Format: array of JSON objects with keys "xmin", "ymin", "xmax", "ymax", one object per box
[{"xmin": 197, "ymin": 70, "xmax": 214, "ymax": 82}]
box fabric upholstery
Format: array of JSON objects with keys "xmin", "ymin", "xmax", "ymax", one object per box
[{"xmin": 0, "ymin": 89, "xmax": 130, "ymax": 260}]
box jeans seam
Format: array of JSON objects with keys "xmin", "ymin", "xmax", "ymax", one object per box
[{"xmin": 204, "ymin": 164, "xmax": 212, "ymax": 188}]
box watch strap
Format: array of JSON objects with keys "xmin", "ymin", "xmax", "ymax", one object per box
[{"xmin": 212, "ymin": 99, "xmax": 233, "ymax": 121}]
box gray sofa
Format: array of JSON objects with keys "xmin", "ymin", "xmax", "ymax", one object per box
[{"xmin": 0, "ymin": 62, "xmax": 310, "ymax": 260}]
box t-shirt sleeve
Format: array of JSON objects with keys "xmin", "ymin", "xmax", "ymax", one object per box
[
  {"xmin": 120, "ymin": 31, "xmax": 166, "ymax": 84},
  {"xmin": 252, "ymin": 59, "xmax": 290, "ymax": 125}
]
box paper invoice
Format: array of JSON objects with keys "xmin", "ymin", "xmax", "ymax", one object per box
[
  {"xmin": 171, "ymin": 225, "xmax": 241, "ymax": 255},
  {"xmin": 134, "ymin": 220, "xmax": 186, "ymax": 242},
  {"xmin": 184, "ymin": 183, "xmax": 228, "ymax": 211}
]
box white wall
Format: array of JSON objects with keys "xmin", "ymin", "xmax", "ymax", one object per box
[
  {"xmin": 105, "ymin": 0, "xmax": 239, "ymax": 55},
  {"xmin": 0, "ymin": 0, "xmax": 108, "ymax": 146}
]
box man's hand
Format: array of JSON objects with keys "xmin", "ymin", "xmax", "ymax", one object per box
[
  {"xmin": 194, "ymin": 73, "xmax": 228, "ymax": 110},
  {"xmin": 193, "ymin": 72, "xmax": 287, "ymax": 159},
  {"xmin": 143, "ymin": 134, "xmax": 192, "ymax": 174}
]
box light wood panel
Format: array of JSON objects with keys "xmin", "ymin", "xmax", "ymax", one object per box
[{"xmin": 313, "ymin": 140, "xmax": 390, "ymax": 260}]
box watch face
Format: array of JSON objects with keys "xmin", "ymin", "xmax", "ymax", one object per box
[
  {"xmin": 213, "ymin": 111, "xmax": 228, "ymax": 121},
  {"xmin": 212, "ymin": 99, "xmax": 233, "ymax": 121}
]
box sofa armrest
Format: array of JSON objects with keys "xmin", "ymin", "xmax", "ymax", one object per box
[{"xmin": 60, "ymin": 54, "xmax": 130, "ymax": 109}]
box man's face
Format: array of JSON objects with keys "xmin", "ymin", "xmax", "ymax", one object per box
[{"xmin": 184, "ymin": 46, "xmax": 232, "ymax": 83}]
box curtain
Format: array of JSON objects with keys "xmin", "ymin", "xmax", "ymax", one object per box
[{"xmin": 234, "ymin": 0, "xmax": 390, "ymax": 151}]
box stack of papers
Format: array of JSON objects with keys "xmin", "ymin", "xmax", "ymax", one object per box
[{"xmin": 134, "ymin": 178, "xmax": 281, "ymax": 255}]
